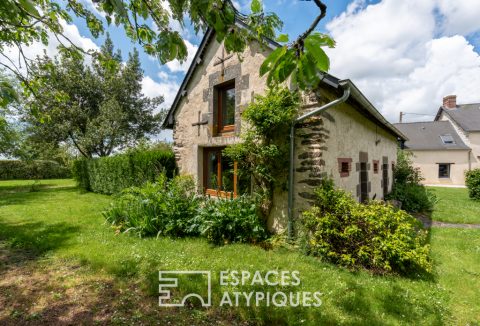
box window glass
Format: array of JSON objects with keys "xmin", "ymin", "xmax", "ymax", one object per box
[
  {"xmin": 204, "ymin": 148, "xmax": 239, "ymax": 196},
  {"xmin": 440, "ymin": 134, "xmax": 455, "ymax": 144},
  {"xmin": 221, "ymin": 156, "xmax": 235, "ymax": 192},
  {"xmin": 222, "ymin": 87, "xmax": 235, "ymax": 127},
  {"xmin": 206, "ymin": 151, "xmax": 219, "ymax": 189},
  {"xmin": 439, "ymin": 164, "xmax": 450, "ymax": 178}
]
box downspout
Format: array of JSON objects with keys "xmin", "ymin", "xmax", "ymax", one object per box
[
  {"xmin": 287, "ymin": 85, "xmax": 351, "ymax": 241},
  {"xmin": 468, "ymin": 149, "xmax": 472, "ymax": 171}
]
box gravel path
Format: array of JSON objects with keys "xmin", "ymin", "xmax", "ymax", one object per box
[{"xmin": 416, "ymin": 214, "xmax": 480, "ymax": 229}]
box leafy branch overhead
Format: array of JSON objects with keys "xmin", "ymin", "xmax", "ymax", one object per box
[{"xmin": 0, "ymin": 0, "xmax": 334, "ymax": 106}]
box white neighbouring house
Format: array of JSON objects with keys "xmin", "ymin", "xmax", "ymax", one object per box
[
  {"xmin": 162, "ymin": 23, "xmax": 406, "ymax": 231},
  {"xmin": 394, "ymin": 95, "xmax": 480, "ymax": 186}
]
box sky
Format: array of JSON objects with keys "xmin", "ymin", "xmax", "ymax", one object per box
[{"xmin": 3, "ymin": 0, "xmax": 480, "ymax": 141}]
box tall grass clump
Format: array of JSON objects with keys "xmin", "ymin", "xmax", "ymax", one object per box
[{"xmin": 103, "ymin": 175, "xmax": 201, "ymax": 237}]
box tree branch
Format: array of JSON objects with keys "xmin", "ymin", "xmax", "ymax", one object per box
[
  {"xmin": 68, "ymin": 131, "xmax": 90, "ymax": 158},
  {"xmin": 295, "ymin": 0, "xmax": 327, "ymax": 44}
]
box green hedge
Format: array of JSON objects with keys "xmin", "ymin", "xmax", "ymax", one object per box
[
  {"xmin": 72, "ymin": 149, "xmax": 177, "ymax": 194},
  {"xmin": 0, "ymin": 160, "xmax": 71, "ymax": 180},
  {"xmin": 465, "ymin": 168, "xmax": 480, "ymax": 200}
]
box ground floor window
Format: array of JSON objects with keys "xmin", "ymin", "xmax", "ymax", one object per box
[
  {"xmin": 203, "ymin": 147, "xmax": 251, "ymax": 197},
  {"xmin": 337, "ymin": 158, "xmax": 352, "ymax": 177},
  {"xmin": 373, "ymin": 160, "xmax": 379, "ymax": 174},
  {"xmin": 438, "ymin": 163, "xmax": 451, "ymax": 178}
]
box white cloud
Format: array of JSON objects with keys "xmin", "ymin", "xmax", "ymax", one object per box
[
  {"xmin": 165, "ymin": 40, "xmax": 198, "ymax": 73},
  {"xmin": 0, "ymin": 20, "xmax": 99, "ymax": 74},
  {"xmin": 142, "ymin": 75, "xmax": 178, "ymax": 141},
  {"xmin": 78, "ymin": 0, "xmax": 106, "ymax": 18},
  {"xmin": 437, "ymin": 0, "xmax": 480, "ymax": 36},
  {"xmin": 157, "ymin": 71, "xmax": 170, "ymax": 81},
  {"xmin": 326, "ymin": 0, "xmax": 480, "ymax": 123},
  {"xmin": 141, "ymin": 75, "xmax": 179, "ymax": 112}
]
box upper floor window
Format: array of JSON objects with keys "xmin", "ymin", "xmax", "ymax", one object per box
[{"xmin": 216, "ymin": 81, "xmax": 235, "ymax": 133}]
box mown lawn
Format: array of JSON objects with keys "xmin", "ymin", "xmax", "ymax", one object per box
[
  {"xmin": 0, "ymin": 179, "xmax": 478, "ymax": 325},
  {"xmin": 428, "ymin": 186, "xmax": 480, "ymax": 224}
]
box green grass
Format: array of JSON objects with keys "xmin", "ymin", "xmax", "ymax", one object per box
[
  {"xmin": 430, "ymin": 228, "xmax": 480, "ymax": 322},
  {"xmin": 428, "ymin": 187, "xmax": 480, "ymax": 224},
  {"xmin": 0, "ymin": 179, "xmax": 478, "ymax": 325}
]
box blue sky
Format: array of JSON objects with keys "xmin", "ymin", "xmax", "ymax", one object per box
[{"xmin": 70, "ymin": 0, "xmax": 367, "ymax": 99}]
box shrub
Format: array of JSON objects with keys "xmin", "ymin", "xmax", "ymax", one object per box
[
  {"xmin": 388, "ymin": 183, "xmax": 436, "ymax": 212},
  {"xmin": 0, "ymin": 160, "xmax": 71, "ymax": 180},
  {"xmin": 386, "ymin": 150, "xmax": 436, "ymax": 212},
  {"xmin": 301, "ymin": 179, "xmax": 432, "ymax": 274},
  {"xmin": 103, "ymin": 175, "xmax": 201, "ymax": 237},
  {"xmin": 72, "ymin": 149, "xmax": 177, "ymax": 194},
  {"xmin": 465, "ymin": 168, "xmax": 480, "ymax": 200},
  {"xmin": 192, "ymin": 196, "xmax": 268, "ymax": 245}
]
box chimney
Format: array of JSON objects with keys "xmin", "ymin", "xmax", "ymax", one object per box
[{"xmin": 443, "ymin": 95, "xmax": 457, "ymax": 109}]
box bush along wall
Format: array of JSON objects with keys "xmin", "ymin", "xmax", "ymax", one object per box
[
  {"xmin": 0, "ymin": 160, "xmax": 71, "ymax": 180},
  {"xmin": 465, "ymin": 168, "xmax": 480, "ymax": 200},
  {"xmin": 72, "ymin": 149, "xmax": 177, "ymax": 194},
  {"xmin": 103, "ymin": 174, "xmax": 269, "ymax": 245},
  {"xmin": 301, "ymin": 179, "xmax": 432, "ymax": 275}
]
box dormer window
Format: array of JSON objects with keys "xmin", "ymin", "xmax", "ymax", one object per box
[
  {"xmin": 215, "ymin": 81, "xmax": 235, "ymax": 134},
  {"xmin": 440, "ymin": 134, "xmax": 455, "ymax": 145}
]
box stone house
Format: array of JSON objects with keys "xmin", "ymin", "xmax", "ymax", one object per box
[
  {"xmin": 394, "ymin": 95, "xmax": 480, "ymax": 186},
  {"xmin": 162, "ymin": 24, "xmax": 406, "ymax": 231}
]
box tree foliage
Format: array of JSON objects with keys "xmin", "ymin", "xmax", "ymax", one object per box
[
  {"xmin": 23, "ymin": 34, "xmax": 163, "ymax": 158},
  {"xmin": 386, "ymin": 150, "xmax": 437, "ymax": 212},
  {"xmin": 0, "ymin": 72, "xmax": 21, "ymax": 156},
  {"xmin": 0, "ymin": 0, "xmax": 334, "ymax": 105},
  {"xmin": 224, "ymin": 87, "xmax": 299, "ymax": 218}
]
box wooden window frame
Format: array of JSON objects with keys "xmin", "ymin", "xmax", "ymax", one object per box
[
  {"xmin": 203, "ymin": 147, "xmax": 238, "ymax": 198},
  {"xmin": 337, "ymin": 158, "xmax": 352, "ymax": 177},
  {"xmin": 373, "ymin": 160, "xmax": 379, "ymax": 174},
  {"xmin": 216, "ymin": 81, "xmax": 235, "ymax": 134}
]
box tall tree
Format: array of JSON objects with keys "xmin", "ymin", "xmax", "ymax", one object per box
[
  {"xmin": 24, "ymin": 34, "xmax": 164, "ymax": 158},
  {"xmin": 0, "ymin": 0, "xmax": 333, "ymax": 104},
  {"xmin": 0, "ymin": 72, "xmax": 20, "ymax": 157}
]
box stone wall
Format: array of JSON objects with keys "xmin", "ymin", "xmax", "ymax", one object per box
[
  {"xmin": 268, "ymin": 96, "xmax": 399, "ymax": 232},
  {"xmin": 171, "ymin": 38, "xmax": 400, "ymax": 233},
  {"xmin": 172, "ymin": 40, "xmax": 271, "ymax": 184}
]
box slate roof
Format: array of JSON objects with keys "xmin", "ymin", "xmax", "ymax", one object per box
[
  {"xmin": 435, "ymin": 103, "xmax": 480, "ymax": 132},
  {"xmin": 393, "ymin": 121, "xmax": 470, "ymax": 150}
]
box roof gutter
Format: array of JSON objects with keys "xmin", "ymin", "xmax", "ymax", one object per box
[{"xmin": 287, "ymin": 84, "xmax": 351, "ymax": 241}]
